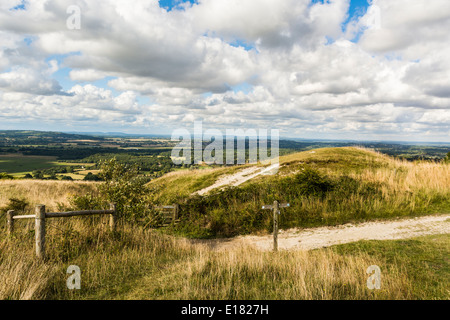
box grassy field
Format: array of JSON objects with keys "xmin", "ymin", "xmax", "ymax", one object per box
[
  {"xmin": 0, "ymin": 180, "xmax": 99, "ymax": 211},
  {"xmin": 0, "ymin": 147, "xmax": 448, "ymax": 300},
  {"xmin": 0, "ymin": 154, "xmax": 60, "ymax": 176},
  {"xmin": 0, "ymin": 154, "xmax": 95, "ymax": 178},
  {"xmin": 1, "ymin": 215, "xmax": 448, "ymax": 299},
  {"xmin": 148, "ymin": 164, "xmax": 254, "ymax": 203}
]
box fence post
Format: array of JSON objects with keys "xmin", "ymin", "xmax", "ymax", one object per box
[
  {"xmin": 109, "ymin": 203, "xmax": 117, "ymax": 232},
  {"xmin": 273, "ymin": 200, "xmax": 279, "ymax": 252},
  {"xmin": 35, "ymin": 205, "xmax": 46, "ymax": 260},
  {"xmin": 7, "ymin": 210, "xmax": 15, "ymax": 235},
  {"xmin": 173, "ymin": 204, "xmax": 179, "ymax": 221}
]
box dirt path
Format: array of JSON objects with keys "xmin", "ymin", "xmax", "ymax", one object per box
[
  {"xmin": 195, "ymin": 163, "xmax": 279, "ymax": 196},
  {"xmin": 196, "ymin": 214, "xmax": 450, "ymax": 251}
]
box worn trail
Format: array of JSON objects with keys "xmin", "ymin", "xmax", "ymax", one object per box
[{"xmin": 196, "ymin": 214, "xmax": 450, "ymax": 251}]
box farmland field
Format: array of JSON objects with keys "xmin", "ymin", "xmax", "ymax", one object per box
[{"xmin": 0, "ymin": 154, "xmax": 61, "ymax": 175}]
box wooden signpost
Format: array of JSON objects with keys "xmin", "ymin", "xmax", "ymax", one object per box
[{"xmin": 262, "ymin": 200, "xmax": 290, "ymax": 252}]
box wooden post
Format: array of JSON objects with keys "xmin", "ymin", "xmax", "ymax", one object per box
[
  {"xmin": 7, "ymin": 210, "xmax": 15, "ymax": 235},
  {"xmin": 109, "ymin": 203, "xmax": 117, "ymax": 232},
  {"xmin": 273, "ymin": 200, "xmax": 279, "ymax": 252},
  {"xmin": 262, "ymin": 201, "xmax": 288, "ymax": 252},
  {"xmin": 35, "ymin": 205, "xmax": 46, "ymax": 260},
  {"xmin": 173, "ymin": 204, "xmax": 179, "ymax": 221}
]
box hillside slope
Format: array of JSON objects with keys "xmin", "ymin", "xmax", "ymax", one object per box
[
  {"xmin": 148, "ymin": 147, "xmax": 450, "ymax": 238},
  {"xmin": 148, "ymin": 147, "xmax": 386, "ymax": 202}
]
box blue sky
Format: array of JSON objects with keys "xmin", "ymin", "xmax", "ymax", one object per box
[{"xmin": 159, "ymin": 0, "xmax": 198, "ymax": 11}]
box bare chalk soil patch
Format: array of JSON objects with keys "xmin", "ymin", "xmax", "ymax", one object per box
[{"xmin": 198, "ymin": 214, "xmax": 450, "ymax": 251}]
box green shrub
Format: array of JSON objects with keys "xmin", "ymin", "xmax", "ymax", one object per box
[
  {"xmin": 0, "ymin": 198, "xmax": 29, "ymax": 214},
  {"xmin": 97, "ymin": 158, "xmax": 151, "ymax": 221},
  {"xmin": 168, "ymin": 166, "xmax": 395, "ymax": 238},
  {"xmin": 83, "ymin": 172, "xmax": 101, "ymax": 181},
  {"xmin": 70, "ymin": 194, "xmax": 104, "ymax": 211},
  {"xmin": 69, "ymin": 158, "xmax": 154, "ymax": 223}
]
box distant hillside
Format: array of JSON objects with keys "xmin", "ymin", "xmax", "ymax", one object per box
[{"xmin": 0, "ymin": 130, "xmax": 105, "ymax": 144}]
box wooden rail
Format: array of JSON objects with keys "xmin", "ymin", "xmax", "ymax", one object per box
[
  {"xmin": 6, "ymin": 203, "xmax": 117, "ymax": 260},
  {"xmin": 46, "ymin": 210, "xmax": 115, "ymax": 218}
]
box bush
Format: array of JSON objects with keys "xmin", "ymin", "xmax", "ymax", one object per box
[
  {"xmin": 290, "ymin": 167, "xmax": 334, "ymax": 197},
  {"xmin": 70, "ymin": 158, "xmax": 153, "ymax": 223},
  {"xmin": 0, "ymin": 198, "xmax": 29, "ymax": 214},
  {"xmin": 70, "ymin": 194, "xmax": 104, "ymax": 211},
  {"xmin": 83, "ymin": 172, "xmax": 101, "ymax": 181},
  {"xmin": 32, "ymin": 170, "xmax": 43, "ymax": 179}
]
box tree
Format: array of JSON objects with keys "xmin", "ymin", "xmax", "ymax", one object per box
[
  {"xmin": 32, "ymin": 170, "xmax": 44, "ymax": 179},
  {"xmin": 70, "ymin": 158, "xmax": 153, "ymax": 224},
  {"xmin": 49, "ymin": 173, "xmax": 58, "ymax": 180},
  {"xmin": 97, "ymin": 158, "xmax": 150, "ymax": 222},
  {"xmin": 83, "ymin": 172, "xmax": 101, "ymax": 181}
]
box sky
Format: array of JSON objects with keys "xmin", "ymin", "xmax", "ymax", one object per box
[{"xmin": 0, "ymin": 0, "xmax": 449, "ymax": 142}]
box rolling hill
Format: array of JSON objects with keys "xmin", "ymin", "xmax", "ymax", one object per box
[{"xmin": 148, "ymin": 147, "xmax": 450, "ymax": 238}]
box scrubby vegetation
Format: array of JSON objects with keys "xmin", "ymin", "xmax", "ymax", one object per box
[{"xmin": 150, "ymin": 148, "xmax": 450, "ymax": 238}]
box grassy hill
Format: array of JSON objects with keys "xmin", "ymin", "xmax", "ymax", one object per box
[
  {"xmin": 2, "ymin": 147, "xmax": 449, "ymax": 239},
  {"xmin": 148, "ymin": 147, "xmax": 450, "ymax": 238},
  {"xmin": 0, "ymin": 147, "xmax": 449, "ymax": 300}
]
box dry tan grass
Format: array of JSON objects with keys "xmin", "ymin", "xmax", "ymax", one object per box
[
  {"xmin": 0, "ymin": 238, "xmax": 55, "ymax": 300},
  {"xmin": 349, "ymin": 158, "xmax": 450, "ymax": 212},
  {"xmin": 123, "ymin": 242, "xmax": 412, "ymax": 300},
  {"xmin": 0, "ymin": 210, "xmax": 444, "ymax": 300},
  {"xmin": 0, "ymin": 180, "xmax": 99, "ymax": 212}
]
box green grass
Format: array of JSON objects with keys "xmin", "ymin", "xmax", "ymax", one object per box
[
  {"xmin": 148, "ymin": 164, "xmax": 254, "ymax": 203},
  {"xmin": 0, "ymin": 154, "xmax": 96, "ymax": 179},
  {"xmin": 331, "ymin": 234, "xmax": 450, "ymax": 299},
  {"xmin": 279, "ymin": 147, "xmax": 389, "ymax": 174}
]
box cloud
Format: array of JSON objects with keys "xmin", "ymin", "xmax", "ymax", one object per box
[
  {"xmin": 0, "ymin": 63, "xmax": 69, "ymax": 95},
  {"xmin": 0, "ymin": 0, "xmax": 449, "ymax": 141}
]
